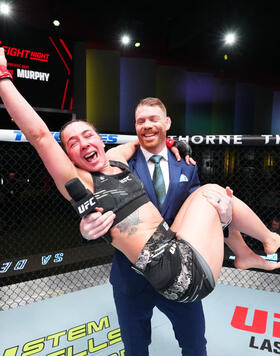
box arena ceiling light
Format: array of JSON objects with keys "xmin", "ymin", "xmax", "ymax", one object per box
[
  {"xmin": 224, "ymin": 32, "xmax": 237, "ymax": 46},
  {"xmin": 121, "ymin": 34, "xmax": 131, "ymax": 46},
  {"xmin": 53, "ymin": 19, "xmax": 60, "ymax": 27},
  {"xmin": 0, "ymin": 2, "xmax": 11, "ymax": 16}
]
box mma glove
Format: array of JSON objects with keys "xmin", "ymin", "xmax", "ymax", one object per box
[{"xmin": 166, "ymin": 138, "xmax": 192, "ymax": 157}]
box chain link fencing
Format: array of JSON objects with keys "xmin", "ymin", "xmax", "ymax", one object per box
[{"xmin": 0, "ymin": 134, "xmax": 279, "ymax": 310}]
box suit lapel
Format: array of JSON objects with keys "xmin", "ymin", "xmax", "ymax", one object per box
[
  {"xmin": 161, "ymin": 151, "xmax": 182, "ymax": 216},
  {"xmin": 129, "ymin": 149, "xmax": 159, "ymax": 207}
]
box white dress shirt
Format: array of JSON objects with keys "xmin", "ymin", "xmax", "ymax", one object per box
[{"xmin": 140, "ymin": 146, "xmax": 170, "ymax": 194}]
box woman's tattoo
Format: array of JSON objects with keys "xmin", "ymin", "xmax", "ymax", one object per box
[{"xmin": 117, "ymin": 210, "xmax": 142, "ymax": 236}]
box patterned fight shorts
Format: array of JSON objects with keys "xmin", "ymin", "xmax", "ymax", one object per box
[{"xmin": 134, "ymin": 220, "xmax": 215, "ymax": 302}]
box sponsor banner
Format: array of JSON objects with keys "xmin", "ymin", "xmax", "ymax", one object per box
[
  {"xmin": 0, "ymin": 244, "xmax": 114, "ymax": 278},
  {"xmin": 2, "ymin": 129, "xmax": 280, "ymax": 145},
  {"xmin": 0, "ymin": 129, "xmax": 136, "ymax": 144}
]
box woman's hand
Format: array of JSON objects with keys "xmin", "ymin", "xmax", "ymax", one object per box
[{"xmin": 80, "ymin": 207, "xmax": 116, "ymax": 240}]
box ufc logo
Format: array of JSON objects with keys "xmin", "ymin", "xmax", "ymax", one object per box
[
  {"xmin": 120, "ymin": 176, "xmax": 132, "ymax": 183},
  {"xmin": 231, "ymin": 306, "xmax": 280, "ymax": 337},
  {"xmin": 78, "ymin": 197, "xmax": 96, "ymax": 214}
]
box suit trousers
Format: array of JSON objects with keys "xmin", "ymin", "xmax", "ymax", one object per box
[{"xmin": 112, "ymin": 283, "xmax": 207, "ymax": 356}]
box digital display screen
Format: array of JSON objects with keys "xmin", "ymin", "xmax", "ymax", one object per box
[
  {"xmin": 0, "ymin": 244, "xmax": 114, "ymax": 279},
  {"xmin": 0, "ymin": 32, "xmax": 73, "ymax": 110}
]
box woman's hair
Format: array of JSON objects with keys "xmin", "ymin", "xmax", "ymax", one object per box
[
  {"xmin": 59, "ymin": 119, "xmax": 97, "ymax": 152},
  {"xmin": 135, "ymin": 97, "xmax": 167, "ymax": 116}
]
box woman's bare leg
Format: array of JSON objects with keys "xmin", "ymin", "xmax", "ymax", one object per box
[
  {"xmin": 229, "ymin": 195, "xmax": 280, "ymax": 255},
  {"xmin": 171, "ymin": 184, "xmax": 280, "ymax": 282},
  {"xmin": 225, "ymin": 228, "xmax": 280, "ymax": 270},
  {"xmin": 171, "ymin": 185, "xmax": 225, "ymax": 282}
]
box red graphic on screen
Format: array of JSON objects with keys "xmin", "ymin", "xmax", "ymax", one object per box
[{"xmin": 49, "ymin": 36, "xmax": 72, "ymax": 109}]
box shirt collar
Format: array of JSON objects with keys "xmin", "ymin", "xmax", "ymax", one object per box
[{"xmin": 140, "ymin": 146, "xmax": 168, "ymax": 163}]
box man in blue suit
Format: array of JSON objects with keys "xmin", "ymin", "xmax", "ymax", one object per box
[{"xmin": 80, "ymin": 97, "xmax": 231, "ymax": 355}]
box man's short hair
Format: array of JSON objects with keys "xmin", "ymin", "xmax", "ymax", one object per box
[{"xmin": 135, "ymin": 97, "xmax": 167, "ymax": 116}]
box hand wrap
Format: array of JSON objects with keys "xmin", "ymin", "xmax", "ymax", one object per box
[{"xmin": 0, "ymin": 65, "xmax": 12, "ymax": 81}]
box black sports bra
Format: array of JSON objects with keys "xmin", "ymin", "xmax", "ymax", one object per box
[{"xmin": 91, "ymin": 160, "xmax": 149, "ymax": 227}]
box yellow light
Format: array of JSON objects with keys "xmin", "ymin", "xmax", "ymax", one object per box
[
  {"xmin": 224, "ymin": 150, "xmax": 230, "ymax": 175},
  {"xmin": 224, "ymin": 54, "xmax": 228, "ymax": 61}
]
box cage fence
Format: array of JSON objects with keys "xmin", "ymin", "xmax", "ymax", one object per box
[{"xmin": 0, "ymin": 133, "xmax": 279, "ymax": 310}]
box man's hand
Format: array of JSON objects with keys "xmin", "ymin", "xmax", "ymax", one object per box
[
  {"xmin": 80, "ymin": 207, "xmax": 116, "ymax": 240},
  {"xmin": 202, "ymin": 186, "xmax": 233, "ymax": 226},
  {"xmin": 170, "ymin": 146, "xmax": 196, "ymax": 165}
]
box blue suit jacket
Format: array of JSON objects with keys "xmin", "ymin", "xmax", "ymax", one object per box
[{"xmin": 110, "ymin": 148, "xmax": 200, "ymax": 295}]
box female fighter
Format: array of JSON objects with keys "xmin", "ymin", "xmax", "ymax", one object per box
[{"xmin": 0, "ymin": 47, "xmax": 279, "ymax": 302}]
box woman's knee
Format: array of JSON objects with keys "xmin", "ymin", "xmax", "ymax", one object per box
[{"xmin": 202, "ymin": 183, "xmax": 225, "ymax": 193}]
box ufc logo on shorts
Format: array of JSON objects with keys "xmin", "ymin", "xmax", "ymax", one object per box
[{"xmin": 169, "ymin": 243, "xmax": 176, "ymax": 254}]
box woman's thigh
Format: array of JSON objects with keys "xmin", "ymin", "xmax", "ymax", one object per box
[{"xmin": 171, "ymin": 184, "xmax": 225, "ymax": 281}]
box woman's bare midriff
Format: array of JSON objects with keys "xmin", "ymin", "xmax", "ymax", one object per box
[{"xmin": 110, "ymin": 201, "xmax": 163, "ymax": 264}]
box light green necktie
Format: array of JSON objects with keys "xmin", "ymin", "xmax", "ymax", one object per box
[{"xmin": 150, "ymin": 155, "xmax": 166, "ymax": 208}]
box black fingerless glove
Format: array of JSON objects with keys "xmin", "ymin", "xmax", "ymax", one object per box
[{"xmin": 174, "ymin": 139, "xmax": 192, "ymax": 157}]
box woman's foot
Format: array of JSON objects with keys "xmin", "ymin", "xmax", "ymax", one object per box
[
  {"xmin": 263, "ymin": 232, "xmax": 280, "ymax": 255},
  {"xmin": 234, "ymin": 250, "xmax": 280, "ymax": 271}
]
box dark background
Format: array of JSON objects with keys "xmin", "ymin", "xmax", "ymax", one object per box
[{"xmin": 3, "ymin": 0, "xmax": 280, "ymax": 88}]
